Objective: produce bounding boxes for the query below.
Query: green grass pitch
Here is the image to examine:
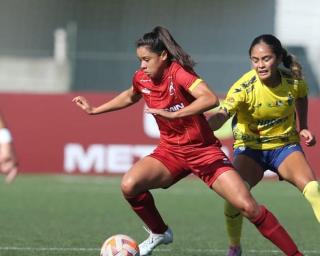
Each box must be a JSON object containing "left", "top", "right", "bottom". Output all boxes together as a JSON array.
[{"left": 0, "top": 174, "right": 319, "bottom": 255}]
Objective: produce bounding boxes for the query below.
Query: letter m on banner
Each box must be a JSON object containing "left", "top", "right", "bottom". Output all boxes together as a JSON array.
[{"left": 64, "top": 143, "right": 105, "bottom": 173}]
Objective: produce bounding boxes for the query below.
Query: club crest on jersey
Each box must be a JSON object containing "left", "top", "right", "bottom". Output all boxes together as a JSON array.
[{"left": 168, "top": 77, "right": 175, "bottom": 96}]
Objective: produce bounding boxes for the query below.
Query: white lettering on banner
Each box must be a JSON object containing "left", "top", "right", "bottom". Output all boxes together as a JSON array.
[
  {"left": 64, "top": 143, "right": 105, "bottom": 173},
  {"left": 64, "top": 143, "right": 156, "bottom": 174},
  {"left": 105, "top": 145, "right": 132, "bottom": 173},
  {"left": 64, "top": 143, "right": 233, "bottom": 174}
]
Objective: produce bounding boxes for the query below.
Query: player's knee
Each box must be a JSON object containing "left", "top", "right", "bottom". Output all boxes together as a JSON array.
[
  {"left": 238, "top": 198, "right": 259, "bottom": 220},
  {"left": 224, "top": 200, "right": 240, "bottom": 217},
  {"left": 121, "top": 175, "right": 139, "bottom": 197}
]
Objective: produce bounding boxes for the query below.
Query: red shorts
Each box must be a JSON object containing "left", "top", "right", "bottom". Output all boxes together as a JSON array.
[{"left": 150, "top": 143, "right": 234, "bottom": 187}]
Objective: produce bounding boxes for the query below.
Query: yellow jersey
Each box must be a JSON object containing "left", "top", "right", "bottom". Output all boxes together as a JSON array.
[{"left": 221, "top": 69, "right": 308, "bottom": 150}]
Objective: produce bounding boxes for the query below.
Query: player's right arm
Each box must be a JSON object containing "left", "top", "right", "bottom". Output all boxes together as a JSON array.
[
  {"left": 207, "top": 108, "right": 229, "bottom": 131},
  {"left": 207, "top": 84, "right": 242, "bottom": 131},
  {"left": 72, "top": 86, "right": 142, "bottom": 115}
]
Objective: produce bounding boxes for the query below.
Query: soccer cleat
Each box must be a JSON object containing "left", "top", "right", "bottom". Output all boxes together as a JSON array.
[
  {"left": 227, "top": 245, "right": 242, "bottom": 256},
  {"left": 138, "top": 226, "right": 173, "bottom": 256}
]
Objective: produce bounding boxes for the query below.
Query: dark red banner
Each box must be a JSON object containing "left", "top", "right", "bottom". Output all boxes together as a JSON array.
[{"left": 0, "top": 93, "right": 319, "bottom": 178}]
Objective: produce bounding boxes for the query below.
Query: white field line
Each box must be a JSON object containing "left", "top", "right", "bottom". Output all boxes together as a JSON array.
[{"left": 0, "top": 247, "right": 319, "bottom": 255}]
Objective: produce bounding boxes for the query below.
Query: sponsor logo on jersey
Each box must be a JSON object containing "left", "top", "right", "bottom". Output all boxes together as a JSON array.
[
  {"left": 139, "top": 79, "right": 151, "bottom": 83},
  {"left": 267, "top": 93, "right": 294, "bottom": 107},
  {"left": 165, "top": 102, "right": 185, "bottom": 112},
  {"left": 256, "top": 117, "right": 287, "bottom": 128}
]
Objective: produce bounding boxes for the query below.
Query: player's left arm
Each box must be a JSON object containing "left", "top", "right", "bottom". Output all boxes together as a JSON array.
[
  {"left": 296, "top": 96, "right": 316, "bottom": 147},
  {"left": 145, "top": 80, "right": 219, "bottom": 119}
]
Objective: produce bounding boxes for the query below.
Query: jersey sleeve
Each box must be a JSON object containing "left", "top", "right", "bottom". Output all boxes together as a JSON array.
[
  {"left": 175, "top": 67, "right": 202, "bottom": 92},
  {"left": 131, "top": 71, "right": 141, "bottom": 95},
  {"left": 220, "top": 81, "right": 246, "bottom": 117},
  {"left": 296, "top": 79, "right": 308, "bottom": 98}
]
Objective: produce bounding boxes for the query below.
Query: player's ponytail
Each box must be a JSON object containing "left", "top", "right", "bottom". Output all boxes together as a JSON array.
[
  {"left": 136, "top": 26, "right": 195, "bottom": 72},
  {"left": 282, "top": 48, "right": 303, "bottom": 80},
  {"left": 249, "top": 34, "right": 303, "bottom": 80}
]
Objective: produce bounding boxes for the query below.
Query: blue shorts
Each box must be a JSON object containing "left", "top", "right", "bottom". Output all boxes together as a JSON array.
[{"left": 233, "top": 143, "right": 303, "bottom": 175}]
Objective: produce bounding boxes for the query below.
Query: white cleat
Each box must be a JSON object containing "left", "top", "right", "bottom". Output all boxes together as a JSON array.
[{"left": 139, "top": 226, "right": 173, "bottom": 256}]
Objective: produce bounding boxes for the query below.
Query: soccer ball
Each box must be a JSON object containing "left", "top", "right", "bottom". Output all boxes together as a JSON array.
[{"left": 100, "top": 234, "right": 140, "bottom": 256}]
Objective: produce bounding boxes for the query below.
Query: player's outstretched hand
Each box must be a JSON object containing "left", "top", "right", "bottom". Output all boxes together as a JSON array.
[
  {"left": 299, "top": 129, "right": 316, "bottom": 147},
  {"left": 72, "top": 96, "right": 94, "bottom": 114}
]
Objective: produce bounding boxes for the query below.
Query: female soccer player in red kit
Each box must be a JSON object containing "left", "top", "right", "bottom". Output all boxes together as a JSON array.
[{"left": 73, "top": 27, "right": 303, "bottom": 256}]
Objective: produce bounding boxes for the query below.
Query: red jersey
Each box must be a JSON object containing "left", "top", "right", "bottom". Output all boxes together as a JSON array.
[{"left": 132, "top": 62, "right": 220, "bottom": 147}]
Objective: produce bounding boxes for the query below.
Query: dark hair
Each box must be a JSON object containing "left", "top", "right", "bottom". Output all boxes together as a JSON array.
[
  {"left": 249, "top": 34, "right": 302, "bottom": 79},
  {"left": 136, "top": 26, "right": 195, "bottom": 72}
]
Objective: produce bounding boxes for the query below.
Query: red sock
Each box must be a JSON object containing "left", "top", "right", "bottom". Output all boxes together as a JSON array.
[
  {"left": 125, "top": 191, "right": 168, "bottom": 234},
  {"left": 251, "top": 205, "right": 303, "bottom": 256}
]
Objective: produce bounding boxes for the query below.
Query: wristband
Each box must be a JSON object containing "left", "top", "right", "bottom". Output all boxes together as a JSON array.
[{"left": 0, "top": 128, "right": 12, "bottom": 144}]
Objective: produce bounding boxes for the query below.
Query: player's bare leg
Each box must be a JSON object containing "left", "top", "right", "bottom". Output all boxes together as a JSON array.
[
  {"left": 121, "top": 156, "right": 174, "bottom": 255},
  {"left": 224, "top": 155, "right": 264, "bottom": 255}
]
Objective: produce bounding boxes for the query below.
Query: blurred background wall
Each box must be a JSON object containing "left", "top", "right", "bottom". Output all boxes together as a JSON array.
[
  {"left": 0, "top": 0, "right": 319, "bottom": 175},
  {"left": 1, "top": 0, "right": 319, "bottom": 94}
]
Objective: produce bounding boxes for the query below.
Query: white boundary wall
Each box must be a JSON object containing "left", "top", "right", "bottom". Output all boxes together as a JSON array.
[{"left": 275, "top": 0, "right": 320, "bottom": 87}]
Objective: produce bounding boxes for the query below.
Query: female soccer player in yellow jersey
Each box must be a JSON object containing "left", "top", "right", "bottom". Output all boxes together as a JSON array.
[{"left": 208, "top": 34, "right": 318, "bottom": 256}]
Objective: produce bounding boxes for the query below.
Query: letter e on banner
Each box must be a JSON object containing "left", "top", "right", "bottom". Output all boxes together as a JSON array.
[{"left": 106, "top": 145, "right": 156, "bottom": 173}]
